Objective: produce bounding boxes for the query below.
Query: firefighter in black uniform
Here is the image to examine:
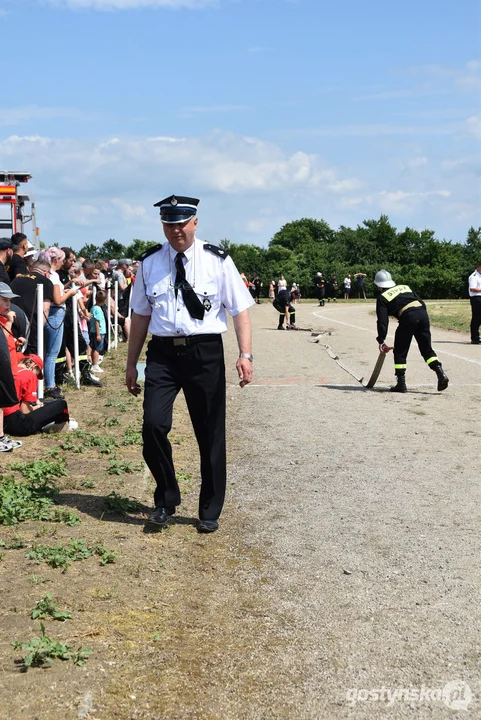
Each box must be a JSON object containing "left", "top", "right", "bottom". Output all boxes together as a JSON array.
[
  {"left": 315, "top": 272, "right": 326, "bottom": 306},
  {"left": 374, "top": 269, "right": 449, "bottom": 393},
  {"left": 274, "top": 288, "right": 296, "bottom": 329}
]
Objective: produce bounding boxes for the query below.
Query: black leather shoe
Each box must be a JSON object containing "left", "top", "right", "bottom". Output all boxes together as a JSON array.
[
  {"left": 166, "top": 506, "right": 176, "bottom": 516},
  {"left": 197, "top": 519, "right": 219, "bottom": 533},
  {"left": 471, "top": 340, "right": 480, "bottom": 345},
  {"left": 146, "top": 507, "right": 169, "bottom": 528}
]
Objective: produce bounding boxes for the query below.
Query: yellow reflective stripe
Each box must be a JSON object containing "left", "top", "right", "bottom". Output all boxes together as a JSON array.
[
  {"left": 381, "top": 285, "right": 411, "bottom": 301},
  {"left": 426, "top": 356, "right": 438, "bottom": 365},
  {"left": 394, "top": 363, "right": 407, "bottom": 369}
]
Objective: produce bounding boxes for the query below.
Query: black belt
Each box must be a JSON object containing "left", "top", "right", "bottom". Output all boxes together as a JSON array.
[{"left": 151, "top": 334, "right": 220, "bottom": 347}]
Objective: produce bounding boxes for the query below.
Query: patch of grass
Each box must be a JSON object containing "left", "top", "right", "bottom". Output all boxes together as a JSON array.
[
  {"left": 8, "top": 458, "right": 67, "bottom": 484},
  {"left": 104, "top": 417, "right": 121, "bottom": 427},
  {"left": 106, "top": 459, "right": 142, "bottom": 475},
  {"left": 103, "top": 492, "right": 142, "bottom": 516},
  {"left": 121, "top": 425, "right": 143, "bottom": 445},
  {"left": 0, "top": 475, "right": 79, "bottom": 526},
  {"left": 58, "top": 436, "right": 85, "bottom": 453},
  {"left": 12, "top": 622, "right": 91, "bottom": 669},
  {"left": 105, "top": 399, "right": 127, "bottom": 411},
  {"left": 74, "top": 432, "right": 118, "bottom": 454},
  {"left": 30, "top": 594, "right": 72, "bottom": 621},
  {"left": 0, "top": 535, "right": 25, "bottom": 549},
  {"left": 426, "top": 301, "right": 471, "bottom": 333},
  {"left": 28, "top": 575, "right": 49, "bottom": 585},
  {"left": 80, "top": 479, "right": 96, "bottom": 489},
  {"left": 26, "top": 539, "right": 117, "bottom": 571}
]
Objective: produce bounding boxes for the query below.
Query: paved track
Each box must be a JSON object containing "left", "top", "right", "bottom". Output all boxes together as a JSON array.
[{"left": 223, "top": 300, "right": 480, "bottom": 718}]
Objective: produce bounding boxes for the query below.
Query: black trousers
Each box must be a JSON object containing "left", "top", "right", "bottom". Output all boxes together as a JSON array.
[
  {"left": 470, "top": 297, "right": 481, "bottom": 342},
  {"left": 394, "top": 308, "right": 437, "bottom": 369},
  {"left": 142, "top": 335, "right": 226, "bottom": 521},
  {"left": 4, "top": 400, "right": 69, "bottom": 436}
]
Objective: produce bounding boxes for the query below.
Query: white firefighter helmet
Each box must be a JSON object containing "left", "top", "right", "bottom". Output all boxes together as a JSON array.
[{"left": 374, "top": 269, "right": 396, "bottom": 288}]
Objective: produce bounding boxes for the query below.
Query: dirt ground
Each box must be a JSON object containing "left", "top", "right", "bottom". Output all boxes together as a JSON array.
[{"left": 0, "top": 300, "right": 480, "bottom": 719}]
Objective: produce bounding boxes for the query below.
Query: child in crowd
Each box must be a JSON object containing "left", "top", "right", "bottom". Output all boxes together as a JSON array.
[{"left": 89, "top": 290, "right": 107, "bottom": 373}]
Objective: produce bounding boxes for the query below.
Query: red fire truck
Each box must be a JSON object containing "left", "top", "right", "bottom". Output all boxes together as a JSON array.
[{"left": 0, "top": 172, "right": 38, "bottom": 249}]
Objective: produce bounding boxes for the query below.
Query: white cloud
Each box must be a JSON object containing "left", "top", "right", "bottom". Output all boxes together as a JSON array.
[
  {"left": 0, "top": 128, "right": 476, "bottom": 247},
  {"left": 465, "top": 116, "right": 481, "bottom": 139},
  {"left": 45, "top": 0, "right": 217, "bottom": 8}
]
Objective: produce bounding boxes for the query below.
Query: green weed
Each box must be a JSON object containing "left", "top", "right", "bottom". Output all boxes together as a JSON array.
[
  {"left": 80, "top": 479, "right": 96, "bottom": 489},
  {"left": 8, "top": 458, "right": 67, "bottom": 484},
  {"left": 121, "top": 425, "right": 143, "bottom": 445},
  {"left": 30, "top": 594, "right": 72, "bottom": 621},
  {"left": 0, "top": 536, "right": 25, "bottom": 549},
  {"left": 12, "top": 622, "right": 91, "bottom": 669},
  {"left": 28, "top": 575, "right": 49, "bottom": 585},
  {"left": 74, "top": 432, "right": 118, "bottom": 454},
  {"left": 106, "top": 459, "right": 142, "bottom": 475},
  {"left": 103, "top": 492, "right": 142, "bottom": 516},
  {"left": 104, "top": 417, "right": 121, "bottom": 427},
  {"left": 26, "top": 538, "right": 116, "bottom": 571}
]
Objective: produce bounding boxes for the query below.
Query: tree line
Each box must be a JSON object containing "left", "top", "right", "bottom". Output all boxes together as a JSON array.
[{"left": 78, "top": 216, "right": 481, "bottom": 299}]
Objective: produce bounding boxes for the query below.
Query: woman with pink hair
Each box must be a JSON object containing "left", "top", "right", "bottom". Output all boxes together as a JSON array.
[{"left": 37, "top": 247, "right": 78, "bottom": 399}]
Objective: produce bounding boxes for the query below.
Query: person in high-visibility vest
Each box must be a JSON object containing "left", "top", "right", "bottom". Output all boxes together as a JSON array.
[{"left": 374, "top": 269, "right": 449, "bottom": 393}]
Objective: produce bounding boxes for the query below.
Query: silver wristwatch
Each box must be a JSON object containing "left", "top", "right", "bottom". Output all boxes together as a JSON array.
[{"left": 239, "top": 353, "right": 254, "bottom": 362}]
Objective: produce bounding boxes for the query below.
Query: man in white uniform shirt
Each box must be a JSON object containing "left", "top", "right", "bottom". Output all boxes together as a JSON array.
[
  {"left": 126, "top": 195, "right": 254, "bottom": 533},
  {"left": 468, "top": 261, "right": 481, "bottom": 345}
]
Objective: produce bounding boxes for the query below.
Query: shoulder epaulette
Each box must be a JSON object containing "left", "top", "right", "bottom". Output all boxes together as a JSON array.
[
  {"left": 203, "top": 243, "right": 228, "bottom": 259},
  {"left": 138, "top": 244, "right": 162, "bottom": 262}
]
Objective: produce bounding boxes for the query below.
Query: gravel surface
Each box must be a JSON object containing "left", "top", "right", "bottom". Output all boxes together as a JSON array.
[{"left": 223, "top": 300, "right": 480, "bottom": 719}]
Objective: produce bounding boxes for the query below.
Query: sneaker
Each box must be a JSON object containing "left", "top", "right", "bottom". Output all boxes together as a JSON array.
[
  {"left": 0, "top": 435, "right": 23, "bottom": 450},
  {"left": 68, "top": 419, "right": 79, "bottom": 432},
  {"left": 90, "top": 365, "right": 104, "bottom": 373}
]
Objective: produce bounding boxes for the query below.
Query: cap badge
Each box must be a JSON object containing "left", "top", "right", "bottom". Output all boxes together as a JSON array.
[{"left": 170, "top": 196, "right": 178, "bottom": 206}]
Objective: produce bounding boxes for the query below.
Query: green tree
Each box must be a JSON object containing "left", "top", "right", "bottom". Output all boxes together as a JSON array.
[
  {"left": 78, "top": 243, "right": 102, "bottom": 260},
  {"left": 125, "top": 238, "right": 159, "bottom": 260},
  {"left": 100, "top": 239, "right": 126, "bottom": 259}
]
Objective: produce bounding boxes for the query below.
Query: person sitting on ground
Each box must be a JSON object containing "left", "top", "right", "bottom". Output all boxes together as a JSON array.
[
  {"left": 89, "top": 290, "right": 107, "bottom": 373},
  {"left": 3, "top": 353, "right": 77, "bottom": 435},
  {"left": 0, "top": 309, "right": 22, "bottom": 452}
]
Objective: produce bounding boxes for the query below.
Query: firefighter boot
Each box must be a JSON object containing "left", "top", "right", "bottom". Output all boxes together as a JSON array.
[
  {"left": 432, "top": 362, "right": 449, "bottom": 391},
  {"left": 80, "top": 362, "right": 104, "bottom": 387},
  {"left": 390, "top": 369, "right": 407, "bottom": 393}
]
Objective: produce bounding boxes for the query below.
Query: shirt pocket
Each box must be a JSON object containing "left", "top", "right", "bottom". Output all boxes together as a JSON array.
[
  {"left": 148, "top": 278, "right": 171, "bottom": 320},
  {"left": 195, "top": 281, "right": 218, "bottom": 315}
]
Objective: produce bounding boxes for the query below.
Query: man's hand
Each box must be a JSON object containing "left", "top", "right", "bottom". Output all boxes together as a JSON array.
[
  {"left": 236, "top": 357, "right": 253, "bottom": 388},
  {"left": 126, "top": 365, "right": 141, "bottom": 396},
  {"left": 379, "top": 343, "right": 393, "bottom": 354}
]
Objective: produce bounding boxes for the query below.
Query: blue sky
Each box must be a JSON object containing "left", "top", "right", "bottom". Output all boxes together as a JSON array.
[{"left": 1, "top": 0, "right": 479, "bottom": 252}]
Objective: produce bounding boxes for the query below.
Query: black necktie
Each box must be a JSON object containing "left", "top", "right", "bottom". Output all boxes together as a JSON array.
[{"left": 174, "top": 252, "right": 205, "bottom": 321}]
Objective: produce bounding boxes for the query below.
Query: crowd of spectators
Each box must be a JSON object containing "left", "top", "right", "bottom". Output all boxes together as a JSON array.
[{"left": 0, "top": 233, "right": 137, "bottom": 451}]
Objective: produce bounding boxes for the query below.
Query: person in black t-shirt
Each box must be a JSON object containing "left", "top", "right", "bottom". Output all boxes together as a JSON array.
[
  {"left": 0, "top": 238, "right": 13, "bottom": 286},
  {"left": 8, "top": 233, "right": 29, "bottom": 281},
  {"left": 11, "top": 259, "right": 54, "bottom": 355}
]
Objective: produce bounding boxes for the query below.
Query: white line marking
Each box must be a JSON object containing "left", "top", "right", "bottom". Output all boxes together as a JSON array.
[{"left": 312, "top": 311, "right": 481, "bottom": 367}]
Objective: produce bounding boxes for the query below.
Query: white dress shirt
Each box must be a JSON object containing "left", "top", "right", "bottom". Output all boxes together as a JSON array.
[
  {"left": 130, "top": 237, "right": 254, "bottom": 336},
  {"left": 468, "top": 269, "right": 481, "bottom": 297}
]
